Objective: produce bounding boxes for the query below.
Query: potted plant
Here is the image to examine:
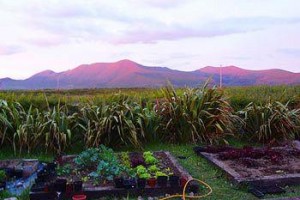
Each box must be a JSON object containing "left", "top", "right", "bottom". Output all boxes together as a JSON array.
[
  {"left": 156, "top": 171, "right": 168, "bottom": 188},
  {"left": 114, "top": 171, "right": 128, "bottom": 188},
  {"left": 44, "top": 182, "right": 55, "bottom": 192},
  {"left": 137, "top": 172, "right": 150, "bottom": 189},
  {"left": 137, "top": 178, "right": 146, "bottom": 189},
  {"left": 114, "top": 176, "right": 124, "bottom": 188},
  {"left": 169, "top": 175, "right": 180, "bottom": 187},
  {"left": 0, "top": 170, "right": 6, "bottom": 190},
  {"left": 73, "top": 180, "right": 83, "bottom": 192},
  {"left": 123, "top": 177, "right": 136, "bottom": 189},
  {"left": 54, "top": 178, "right": 67, "bottom": 192},
  {"left": 72, "top": 194, "right": 87, "bottom": 200},
  {"left": 66, "top": 179, "right": 74, "bottom": 194},
  {"left": 143, "top": 152, "right": 158, "bottom": 165},
  {"left": 148, "top": 165, "right": 158, "bottom": 173},
  {"left": 147, "top": 177, "right": 157, "bottom": 188}
]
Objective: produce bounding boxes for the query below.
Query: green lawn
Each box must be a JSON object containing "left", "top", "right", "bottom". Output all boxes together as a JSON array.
[{"left": 1, "top": 143, "right": 300, "bottom": 200}]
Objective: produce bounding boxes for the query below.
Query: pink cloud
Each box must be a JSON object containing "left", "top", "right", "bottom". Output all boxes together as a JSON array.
[{"left": 0, "top": 45, "right": 23, "bottom": 55}]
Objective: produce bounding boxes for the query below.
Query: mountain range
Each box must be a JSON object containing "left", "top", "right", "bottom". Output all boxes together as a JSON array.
[{"left": 1, "top": 59, "right": 299, "bottom": 89}]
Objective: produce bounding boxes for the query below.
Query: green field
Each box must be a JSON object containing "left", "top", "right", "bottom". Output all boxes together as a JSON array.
[
  {"left": 0, "top": 84, "right": 300, "bottom": 199},
  {"left": 1, "top": 85, "right": 299, "bottom": 110}
]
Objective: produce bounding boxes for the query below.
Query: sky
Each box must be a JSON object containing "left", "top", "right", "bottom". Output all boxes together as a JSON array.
[{"left": 0, "top": 0, "right": 300, "bottom": 79}]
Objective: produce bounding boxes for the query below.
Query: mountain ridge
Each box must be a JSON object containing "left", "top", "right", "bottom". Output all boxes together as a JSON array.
[{"left": 0, "top": 60, "right": 299, "bottom": 89}]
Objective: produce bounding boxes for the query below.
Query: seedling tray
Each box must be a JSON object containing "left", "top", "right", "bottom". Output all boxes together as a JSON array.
[
  {"left": 83, "top": 152, "right": 191, "bottom": 197},
  {"left": 30, "top": 151, "right": 192, "bottom": 199}
]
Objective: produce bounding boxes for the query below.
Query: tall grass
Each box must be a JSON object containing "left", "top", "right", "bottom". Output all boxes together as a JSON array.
[
  {"left": 0, "top": 84, "right": 299, "bottom": 154},
  {"left": 239, "top": 101, "right": 300, "bottom": 143},
  {"left": 2, "top": 85, "right": 298, "bottom": 111},
  {"left": 158, "top": 82, "right": 240, "bottom": 144}
]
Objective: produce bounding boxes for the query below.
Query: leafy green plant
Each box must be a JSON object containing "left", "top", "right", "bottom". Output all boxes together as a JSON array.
[
  {"left": 143, "top": 152, "right": 158, "bottom": 165},
  {"left": 239, "top": 101, "right": 300, "bottom": 143},
  {"left": 56, "top": 164, "right": 72, "bottom": 176},
  {"left": 143, "top": 151, "right": 153, "bottom": 157},
  {"left": 148, "top": 165, "right": 158, "bottom": 173},
  {"left": 74, "top": 147, "right": 102, "bottom": 168},
  {"left": 139, "top": 172, "right": 151, "bottom": 179},
  {"left": 136, "top": 165, "right": 147, "bottom": 175},
  {"left": 135, "top": 165, "right": 151, "bottom": 179},
  {"left": 155, "top": 171, "right": 167, "bottom": 177},
  {"left": 119, "top": 152, "right": 131, "bottom": 168}
]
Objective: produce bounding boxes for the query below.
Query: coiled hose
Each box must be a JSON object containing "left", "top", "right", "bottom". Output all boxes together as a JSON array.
[{"left": 159, "top": 178, "right": 213, "bottom": 200}]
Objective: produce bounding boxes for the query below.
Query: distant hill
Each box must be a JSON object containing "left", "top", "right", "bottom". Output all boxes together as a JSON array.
[
  {"left": 0, "top": 60, "right": 299, "bottom": 89},
  {"left": 195, "top": 66, "right": 300, "bottom": 86}
]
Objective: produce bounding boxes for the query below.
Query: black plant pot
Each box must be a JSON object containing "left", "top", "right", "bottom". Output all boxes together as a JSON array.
[
  {"left": 137, "top": 178, "right": 146, "bottom": 189},
  {"left": 0, "top": 181, "right": 6, "bottom": 190},
  {"left": 157, "top": 176, "right": 168, "bottom": 188},
  {"left": 47, "top": 182, "right": 55, "bottom": 192},
  {"left": 114, "top": 177, "right": 124, "bottom": 188},
  {"left": 54, "top": 179, "right": 67, "bottom": 192},
  {"left": 123, "top": 178, "right": 136, "bottom": 189},
  {"left": 169, "top": 175, "right": 180, "bottom": 187},
  {"left": 66, "top": 182, "right": 74, "bottom": 193},
  {"left": 74, "top": 180, "right": 83, "bottom": 192}
]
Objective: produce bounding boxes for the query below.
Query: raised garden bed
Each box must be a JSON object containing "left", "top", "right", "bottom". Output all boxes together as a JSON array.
[
  {"left": 194, "top": 141, "right": 300, "bottom": 187},
  {"left": 0, "top": 159, "right": 41, "bottom": 196},
  {"left": 30, "top": 146, "right": 193, "bottom": 199}
]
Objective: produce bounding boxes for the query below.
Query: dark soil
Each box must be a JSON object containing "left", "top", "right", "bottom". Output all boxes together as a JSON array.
[{"left": 194, "top": 142, "right": 300, "bottom": 179}]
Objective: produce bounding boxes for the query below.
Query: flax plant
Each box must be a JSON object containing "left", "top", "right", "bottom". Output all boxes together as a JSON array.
[
  {"left": 239, "top": 101, "right": 300, "bottom": 143},
  {"left": 159, "top": 82, "right": 241, "bottom": 144}
]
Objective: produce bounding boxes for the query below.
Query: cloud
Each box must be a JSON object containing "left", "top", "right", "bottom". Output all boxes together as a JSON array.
[
  {"left": 278, "top": 48, "right": 300, "bottom": 57},
  {"left": 113, "top": 17, "right": 300, "bottom": 44},
  {"left": 134, "top": 0, "right": 188, "bottom": 9},
  {"left": 0, "top": 45, "right": 23, "bottom": 55},
  {"left": 25, "top": 36, "right": 67, "bottom": 47},
  {"left": 2, "top": 1, "right": 300, "bottom": 47}
]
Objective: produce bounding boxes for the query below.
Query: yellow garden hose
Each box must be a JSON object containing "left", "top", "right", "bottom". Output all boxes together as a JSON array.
[{"left": 159, "top": 178, "right": 213, "bottom": 200}]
